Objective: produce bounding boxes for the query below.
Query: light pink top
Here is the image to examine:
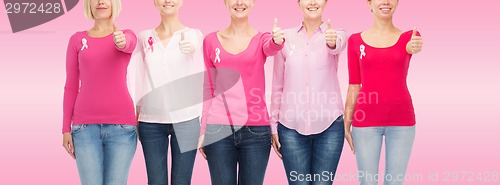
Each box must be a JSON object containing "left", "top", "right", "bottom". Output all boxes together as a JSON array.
[
  {"left": 270, "top": 23, "right": 347, "bottom": 135},
  {"left": 62, "top": 30, "right": 138, "bottom": 133}
]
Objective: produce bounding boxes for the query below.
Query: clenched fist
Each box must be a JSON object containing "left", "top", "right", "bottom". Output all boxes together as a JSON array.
[
  {"left": 272, "top": 18, "right": 284, "bottom": 45},
  {"left": 113, "top": 25, "right": 126, "bottom": 49},
  {"left": 407, "top": 27, "right": 423, "bottom": 54},
  {"left": 325, "top": 19, "right": 337, "bottom": 48}
]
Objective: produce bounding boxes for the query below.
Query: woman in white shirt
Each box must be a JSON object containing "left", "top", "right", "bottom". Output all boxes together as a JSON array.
[{"left": 130, "top": 0, "right": 204, "bottom": 184}]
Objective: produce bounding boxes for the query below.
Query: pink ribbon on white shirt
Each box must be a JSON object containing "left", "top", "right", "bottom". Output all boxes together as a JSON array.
[{"left": 148, "top": 37, "right": 154, "bottom": 52}]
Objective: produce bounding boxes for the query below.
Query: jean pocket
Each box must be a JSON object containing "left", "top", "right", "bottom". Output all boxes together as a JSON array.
[
  {"left": 117, "top": 124, "right": 137, "bottom": 131},
  {"left": 334, "top": 115, "right": 344, "bottom": 125},
  {"left": 205, "top": 124, "right": 223, "bottom": 135},
  {"left": 246, "top": 126, "right": 270, "bottom": 136},
  {"left": 71, "top": 124, "right": 85, "bottom": 134}
]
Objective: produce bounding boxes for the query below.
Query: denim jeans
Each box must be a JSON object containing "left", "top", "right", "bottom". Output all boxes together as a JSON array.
[
  {"left": 72, "top": 124, "right": 137, "bottom": 185},
  {"left": 138, "top": 117, "right": 200, "bottom": 185},
  {"left": 352, "top": 126, "right": 416, "bottom": 185},
  {"left": 278, "top": 116, "right": 345, "bottom": 185},
  {"left": 203, "top": 125, "right": 272, "bottom": 185}
]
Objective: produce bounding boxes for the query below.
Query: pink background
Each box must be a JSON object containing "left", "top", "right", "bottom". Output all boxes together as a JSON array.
[{"left": 1, "top": 0, "right": 499, "bottom": 184}]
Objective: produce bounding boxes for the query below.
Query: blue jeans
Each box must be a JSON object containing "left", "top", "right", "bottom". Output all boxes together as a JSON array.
[
  {"left": 352, "top": 126, "right": 416, "bottom": 185},
  {"left": 203, "top": 125, "right": 271, "bottom": 185},
  {"left": 138, "top": 118, "right": 200, "bottom": 185},
  {"left": 278, "top": 116, "right": 345, "bottom": 185},
  {"left": 72, "top": 124, "right": 137, "bottom": 185}
]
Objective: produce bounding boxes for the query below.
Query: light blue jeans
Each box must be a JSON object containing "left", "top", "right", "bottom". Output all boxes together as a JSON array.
[
  {"left": 72, "top": 124, "right": 137, "bottom": 185},
  {"left": 352, "top": 126, "right": 415, "bottom": 185}
]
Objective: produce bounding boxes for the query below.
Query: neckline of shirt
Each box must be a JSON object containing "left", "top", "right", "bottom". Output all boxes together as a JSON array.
[
  {"left": 84, "top": 30, "right": 114, "bottom": 39},
  {"left": 296, "top": 22, "right": 328, "bottom": 34},
  {"left": 359, "top": 30, "right": 409, "bottom": 49},
  {"left": 150, "top": 27, "right": 190, "bottom": 50},
  {"left": 214, "top": 31, "right": 262, "bottom": 56},
  {"left": 152, "top": 27, "right": 190, "bottom": 37}
]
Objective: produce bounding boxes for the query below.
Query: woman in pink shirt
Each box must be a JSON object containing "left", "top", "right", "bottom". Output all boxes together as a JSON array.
[
  {"left": 270, "top": 0, "right": 347, "bottom": 184},
  {"left": 196, "top": 0, "right": 284, "bottom": 184},
  {"left": 61, "top": 0, "right": 137, "bottom": 184},
  {"left": 345, "top": 0, "right": 423, "bottom": 184}
]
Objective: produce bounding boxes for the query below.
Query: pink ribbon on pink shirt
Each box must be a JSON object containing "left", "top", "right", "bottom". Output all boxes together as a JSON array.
[
  {"left": 81, "top": 38, "right": 88, "bottom": 50},
  {"left": 148, "top": 37, "right": 154, "bottom": 52},
  {"left": 214, "top": 48, "right": 221, "bottom": 63}
]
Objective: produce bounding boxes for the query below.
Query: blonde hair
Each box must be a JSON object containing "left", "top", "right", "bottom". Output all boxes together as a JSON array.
[{"left": 84, "top": 0, "right": 122, "bottom": 20}]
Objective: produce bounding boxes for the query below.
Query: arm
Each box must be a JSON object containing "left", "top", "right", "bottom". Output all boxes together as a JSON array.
[
  {"left": 270, "top": 49, "right": 286, "bottom": 159},
  {"left": 344, "top": 36, "right": 362, "bottom": 154},
  {"left": 270, "top": 50, "right": 286, "bottom": 134},
  {"left": 62, "top": 34, "right": 79, "bottom": 159},
  {"left": 262, "top": 32, "right": 285, "bottom": 57},
  {"left": 62, "top": 34, "right": 80, "bottom": 133},
  {"left": 200, "top": 38, "right": 216, "bottom": 135},
  {"left": 344, "top": 84, "right": 360, "bottom": 154},
  {"left": 344, "top": 85, "right": 360, "bottom": 132},
  {"left": 116, "top": 29, "right": 138, "bottom": 54},
  {"left": 129, "top": 34, "right": 145, "bottom": 121},
  {"left": 406, "top": 29, "right": 422, "bottom": 55},
  {"left": 179, "top": 29, "right": 201, "bottom": 55},
  {"left": 327, "top": 30, "right": 348, "bottom": 55},
  {"left": 198, "top": 37, "right": 216, "bottom": 160}
]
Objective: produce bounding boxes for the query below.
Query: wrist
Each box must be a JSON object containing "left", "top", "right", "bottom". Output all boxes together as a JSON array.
[
  {"left": 273, "top": 38, "right": 282, "bottom": 45},
  {"left": 327, "top": 43, "right": 337, "bottom": 49}
]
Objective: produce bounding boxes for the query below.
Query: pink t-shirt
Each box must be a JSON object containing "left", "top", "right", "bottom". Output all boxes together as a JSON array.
[
  {"left": 348, "top": 30, "right": 420, "bottom": 127},
  {"left": 201, "top": 32, "right": 284, "bottom": 134},
  {"left": 62, "top": 30, "right": 138, "bottom": 133}
]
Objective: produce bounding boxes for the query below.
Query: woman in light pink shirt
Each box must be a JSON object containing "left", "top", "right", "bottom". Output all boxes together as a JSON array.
[
  {"left": 196, "top": 0, "right": 284, "bottom": 184},
  {"left": 270, "top": 0, "right": 347, "bottom": 184}
]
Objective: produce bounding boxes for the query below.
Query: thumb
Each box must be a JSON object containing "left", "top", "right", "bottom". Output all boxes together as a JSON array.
[
  {"left": 181, "top": 31, "right": 185, "bottom": 41},
  {"left": 274, "top": 18, "right": 278, "bottom": 29},
  {"left": 412, "top": 27, "right": 417, "bottom": 37},
  {"left": 327, "top": 19, "right": 332, "bottom": 29}
]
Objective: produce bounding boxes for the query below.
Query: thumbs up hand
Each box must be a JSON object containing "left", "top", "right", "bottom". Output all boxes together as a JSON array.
[
  {"left": 324, "top": 19, "right": 337, "bottom": 49},
  {"left": 179, "top": 31, "right": 195, "bottom": 55},
  {"left": 113, "top": 24, "right": 126, "bottom": 49},
  {"left": 272, "top": 18, "right": 285, "bottom": 45},
  {"left": 407, "top": 27, "right": 423, "bottom": 54}
]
